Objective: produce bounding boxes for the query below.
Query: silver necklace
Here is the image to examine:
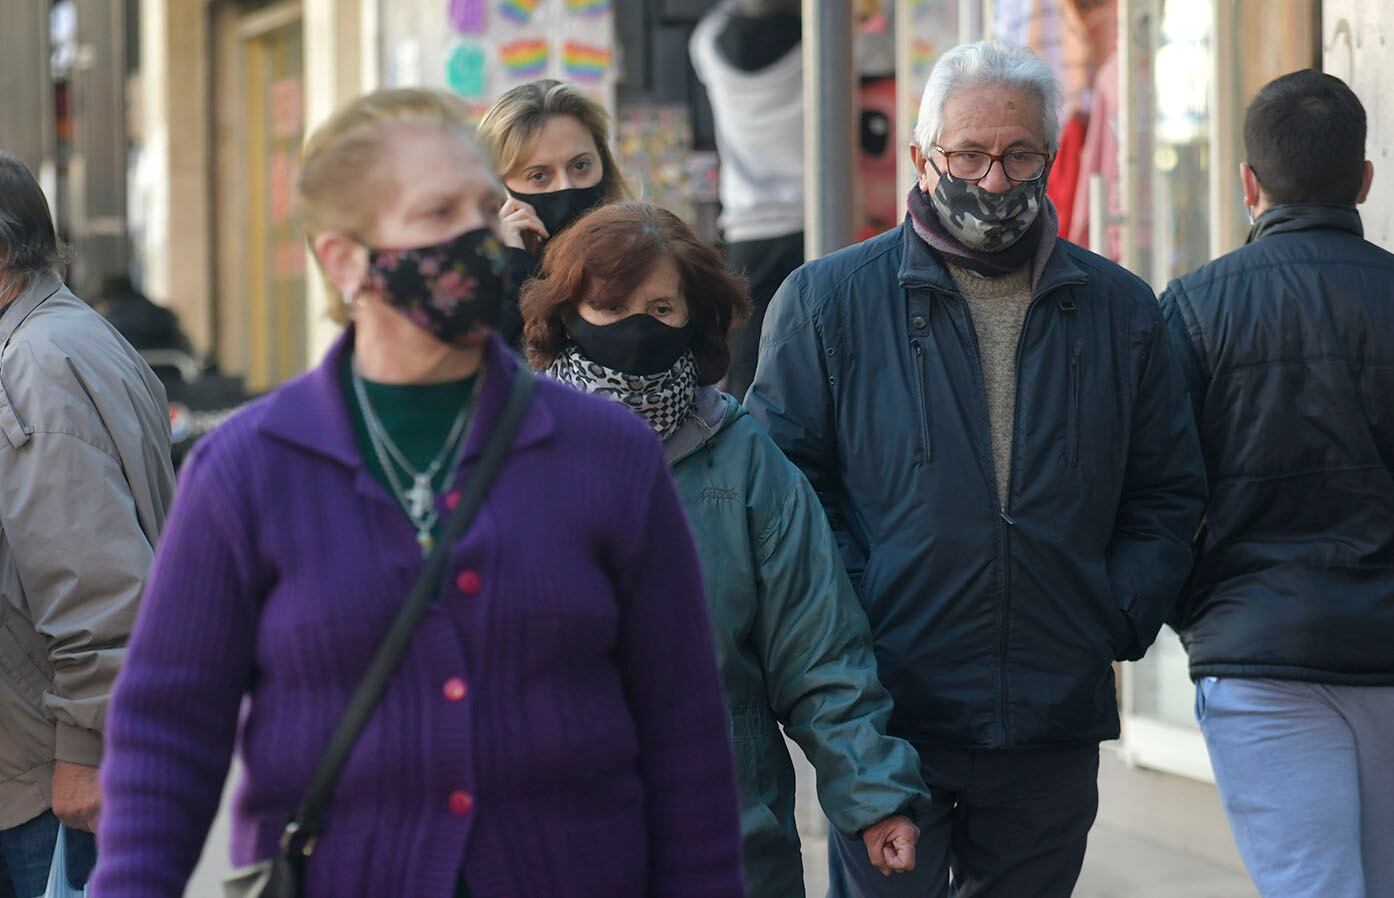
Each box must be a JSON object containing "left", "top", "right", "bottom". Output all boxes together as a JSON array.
[{"left": 351, "top": 365, "right": 484, "bottom": 554}]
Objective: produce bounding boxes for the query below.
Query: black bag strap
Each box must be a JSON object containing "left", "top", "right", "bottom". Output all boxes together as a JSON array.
[{"left": 280, "top": 366, "right": 536, "bottom": 858}]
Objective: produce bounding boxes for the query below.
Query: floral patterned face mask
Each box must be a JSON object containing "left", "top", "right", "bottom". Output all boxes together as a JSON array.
[{"left": 360, "top": 227, "right": 510, "bottom": 347}]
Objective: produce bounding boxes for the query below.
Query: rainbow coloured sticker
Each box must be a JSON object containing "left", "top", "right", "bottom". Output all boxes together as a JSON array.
[
  {"left": 564, "top": 0, "right": 611, "bottom": 15},
  {"left": 500, "top": 39, "right": 550, "bottom": 78},
  {"left": 910, "top": 39, "right": 937, "bottom": 69},
  {"left": 561, "top": 41, "right": 612, "bottom": 82},
  {"left": 499, "top": 0, "right": 540, "bottom": 25}
]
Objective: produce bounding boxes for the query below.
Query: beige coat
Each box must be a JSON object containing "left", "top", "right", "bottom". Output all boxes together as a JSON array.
[{"left": 0, "top": 271, "right": 173, "bottom": 829}]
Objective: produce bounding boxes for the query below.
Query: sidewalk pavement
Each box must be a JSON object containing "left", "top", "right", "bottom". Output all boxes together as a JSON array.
[
  {"left": 797, "top": 823, "right": 1259, "bottom": 898},
  {"left": 792, "top": 741, "right": 1258, "bottom": 898},
  {"left": 183, "top": 751, "right": 1260, "bottom": 898}
]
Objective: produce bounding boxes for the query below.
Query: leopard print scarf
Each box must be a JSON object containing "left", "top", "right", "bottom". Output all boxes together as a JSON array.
[{"left": 547, "top": 344, "right": 698, "bottom": 441}]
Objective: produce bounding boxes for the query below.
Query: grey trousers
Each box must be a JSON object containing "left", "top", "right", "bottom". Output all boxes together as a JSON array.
[{"left": 1197, "top": 677, "right": 1394, "bottom": 898}]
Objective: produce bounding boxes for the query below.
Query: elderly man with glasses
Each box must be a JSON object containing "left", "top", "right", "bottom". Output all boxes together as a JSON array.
[{"left": 746, "top": 41, "right": 1206, "bottom": 898}]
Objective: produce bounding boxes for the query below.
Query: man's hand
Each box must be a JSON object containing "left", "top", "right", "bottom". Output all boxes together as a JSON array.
[
  {"left": 52, "top": 761, "right": 101, "bottom": 833},
  {"left": 862, "top": 814, "right": 919, "bottom": 876}
]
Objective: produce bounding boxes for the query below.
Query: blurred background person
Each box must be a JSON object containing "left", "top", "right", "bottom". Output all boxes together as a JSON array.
[
  {"left": 90, "top": 89, "right": 743, "bottom": 898},
  {"left": 95, "top": 276, "right": 252, "bottom": 469},
  {"left": 690, "top": 0, "right": 805, "bottom": 401},
  {"left": 0, "top": 152, "right": 172, "bottom": 898},
  {"left": 476, "top": 79, "right": 632, "bottom": 348},
  {"left": 524, "top": 201, "right": 929, "bottom": 898}
]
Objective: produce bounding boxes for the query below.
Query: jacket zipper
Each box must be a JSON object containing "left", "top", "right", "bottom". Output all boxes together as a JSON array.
[
  {"left": 912, "top": 341, "right": 933, "bottom": 463},
  {"left": 997, "top": 506, "right": 1015, "bottom": 744},
  {"left": 943, "top": 278, "right": 1083, "bottom": 748},
  {"left": 1062, "top": 297, "right": 1080, "bottom": 468},
  {"left": 997, "top": 290, "right": 1077, "bottom": 747},
  {"left": 1068, "top": 345, "right": 1081, "bottom": 467},
  {"left": 947, "top": 290, "right": 1016, "bottom": 745}
]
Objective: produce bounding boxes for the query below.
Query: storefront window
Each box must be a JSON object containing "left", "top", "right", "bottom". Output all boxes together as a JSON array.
[
  {"left": 241, "top": 19, "right": 306, "bottom": 391},
  {"left": 1120, "top": 0, "right": 1214, "bottom": 740},
  {"left": 1121, "top": 0, "right": 1320, "bottom": 776},
  {"left": 1129, "top": 0, "right": 1213, "bottom": 289},
  {"left": 1155, "top": 0, "right": 1213, "bottom": 276}
]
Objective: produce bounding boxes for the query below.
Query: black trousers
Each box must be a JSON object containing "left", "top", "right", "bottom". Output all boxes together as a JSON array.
[
  {"left": 722, "top": 231, "right": 805, "bottom": 402},
  {"left": 828, "top": 744, "right": 1100, "bottom": 898}
]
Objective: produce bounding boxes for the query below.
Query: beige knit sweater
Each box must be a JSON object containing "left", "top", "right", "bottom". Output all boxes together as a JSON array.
[{"left": 947, "top": 263, "right": 1034, "bottom": 503}]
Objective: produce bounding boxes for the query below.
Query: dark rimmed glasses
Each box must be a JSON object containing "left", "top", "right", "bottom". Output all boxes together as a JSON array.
[{"left": 932, "top": 146, "right": 1050, "bottom": 183}]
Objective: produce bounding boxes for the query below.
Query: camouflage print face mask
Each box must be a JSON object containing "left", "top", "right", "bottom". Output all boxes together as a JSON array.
[{"left": 929, "top": 163, "right": 1047, "bottom": 254}]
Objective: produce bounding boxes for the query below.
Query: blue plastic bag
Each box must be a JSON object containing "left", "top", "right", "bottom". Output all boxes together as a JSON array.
[{"left": 44, "top": 826, "right": 86, "bottom": 898}]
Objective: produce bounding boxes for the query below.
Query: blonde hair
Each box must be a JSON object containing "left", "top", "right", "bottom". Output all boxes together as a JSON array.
[
  {"left": 297, "top": 87, "right": 488, "bottom": 324},
  {"left": 476, "top": 79, "right": 631, "bottom": 202}
]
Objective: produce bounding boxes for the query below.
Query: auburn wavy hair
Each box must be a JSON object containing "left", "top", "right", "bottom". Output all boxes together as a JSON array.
[{"left": 520, "top": 202, "right": 751, "bottom": 385}]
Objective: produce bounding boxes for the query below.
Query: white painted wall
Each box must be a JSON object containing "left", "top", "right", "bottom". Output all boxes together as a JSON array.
[{"left": 1325, "top": 0, "right": 1394, "bottom": 251}]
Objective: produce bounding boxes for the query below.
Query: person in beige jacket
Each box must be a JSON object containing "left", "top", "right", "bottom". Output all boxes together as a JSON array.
[{"left": 0, "top": 152, "right": 173, "bottom": 895}]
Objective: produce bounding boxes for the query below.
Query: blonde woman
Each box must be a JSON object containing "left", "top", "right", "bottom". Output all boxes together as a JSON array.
[
  {"left": 90, "top": 88, "right": 743, "bottom": 898},
  {"left": 476, "top": 79, "right": 631, "bottom": 344}
]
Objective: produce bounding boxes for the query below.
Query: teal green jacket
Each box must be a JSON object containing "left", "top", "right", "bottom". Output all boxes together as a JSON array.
[{"left": 666, "top": 389, "right": 929, "bottom": 898}]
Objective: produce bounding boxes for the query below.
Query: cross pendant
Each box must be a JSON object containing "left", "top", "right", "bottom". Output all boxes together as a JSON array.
[{"left": 406, "top": 475, "right": 435, "bottom": 522}]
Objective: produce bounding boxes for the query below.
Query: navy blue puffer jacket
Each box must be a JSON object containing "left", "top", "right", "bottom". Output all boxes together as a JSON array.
[
  {"left": 747, "top": 222, "right": 1206, "bottom": 748},
  {"left": 1161, "top": 204, "right": 1394, "bottom": 685}
]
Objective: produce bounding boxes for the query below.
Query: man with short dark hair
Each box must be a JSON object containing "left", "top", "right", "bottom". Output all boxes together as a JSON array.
[{"left": 1161, "top": 70, "right": 1394, "bottom": 898}]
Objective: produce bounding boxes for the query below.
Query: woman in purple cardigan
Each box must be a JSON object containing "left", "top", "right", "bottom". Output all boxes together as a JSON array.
[{"left": 90, "top": 88, "right": 744, "bottom": 898}]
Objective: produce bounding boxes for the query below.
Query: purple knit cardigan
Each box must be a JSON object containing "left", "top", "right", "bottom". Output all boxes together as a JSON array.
[{"left": 90, "top": 335, "right": 745, "bottom": 898}]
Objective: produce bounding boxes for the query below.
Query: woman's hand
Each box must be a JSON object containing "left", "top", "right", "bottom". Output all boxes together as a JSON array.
[
  {"left": 862, "top": 814, "right": 919, "bottom": 876},
  {"left": 499, "top": 197, "right": 549, "bottom": 252}
]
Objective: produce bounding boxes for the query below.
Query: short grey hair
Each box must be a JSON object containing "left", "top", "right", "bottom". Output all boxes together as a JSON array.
[{"left": 913, "top": 41, "right": 1062, "bottom": 153}]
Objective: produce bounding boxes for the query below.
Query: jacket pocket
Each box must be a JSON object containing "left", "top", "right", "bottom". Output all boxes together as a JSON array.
[
  {"left": 912, "top": 341, "right": 933, "bottom": 464},
  {"left": 1194, "top": 676, "right": 1221, "bottom": 725},
  {"left": 729, "top": 705, "right": 780, "bottom": 803},
  {"left": 1067, "top": 343, "right": 1081, "bottom": 467},
  {"left": 0, "top": 617, "right": 51, "bottom": 709}
]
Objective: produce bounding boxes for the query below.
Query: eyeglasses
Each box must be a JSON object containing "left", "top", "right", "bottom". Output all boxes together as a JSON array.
[{"left": 932, "top": 146, "right": 1050, "bottom": 183}]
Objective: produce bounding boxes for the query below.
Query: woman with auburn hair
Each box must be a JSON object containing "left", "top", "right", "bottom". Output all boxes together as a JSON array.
[
  {"left": 523, "top": 201, "right": 931, "bottom": 898},
  {"left": 90, "top": 90, "right": 743, "bottom": 898},
  {"left": 476, "top": 79, "right": 632, "bottom": 345}
]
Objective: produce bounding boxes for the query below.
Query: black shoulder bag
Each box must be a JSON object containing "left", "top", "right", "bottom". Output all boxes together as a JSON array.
[{"left": 224, "top": 368, "right": 535, "bottom": 898}]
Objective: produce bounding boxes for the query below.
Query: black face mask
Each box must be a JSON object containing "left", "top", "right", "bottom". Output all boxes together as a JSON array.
[
  {"left": 565, "top": 310, "right": 694, "bottom": 377},
  {"left": 509, "top": 183, "right": 607, "bottom": 241}
]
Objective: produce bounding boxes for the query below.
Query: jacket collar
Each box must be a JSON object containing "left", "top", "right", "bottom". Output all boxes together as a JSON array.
[
  {"left": 0, "top": 270, "right": 65, "bottom": 347},
  {"left": 257, "top": 329, "right": 554, "bottom": 469},
  {"left": 1248, "top": 203, "right": 1363, "bottom": 244},
  {"left": 896, "top": 218, "right": 1088, "bottom": 300},
  {"left": 665, "top": 386, "right": 735, "bottom": 466}
]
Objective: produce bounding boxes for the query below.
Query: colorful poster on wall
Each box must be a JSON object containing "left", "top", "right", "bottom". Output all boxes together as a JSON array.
[
  {"left": 380, "top": 0, "right": 617, "bottom": 137},
  {"left": 618, "top": 104, "right": 699, "bottom": 223}
]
